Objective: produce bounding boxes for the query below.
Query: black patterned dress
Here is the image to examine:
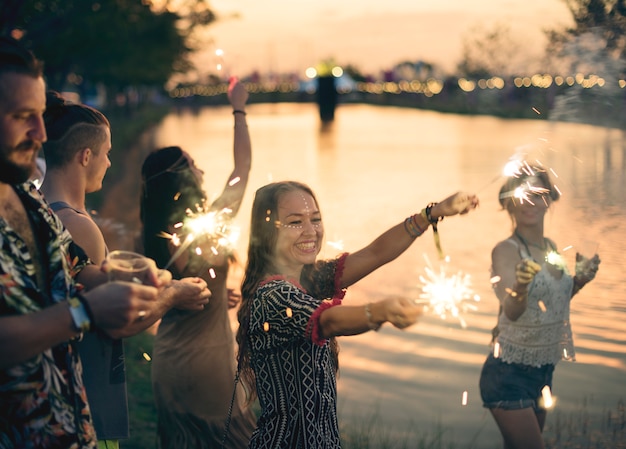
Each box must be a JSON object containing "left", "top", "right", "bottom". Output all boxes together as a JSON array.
[{"left": 247, "top": 256, "right": 347, "bottom": 449}]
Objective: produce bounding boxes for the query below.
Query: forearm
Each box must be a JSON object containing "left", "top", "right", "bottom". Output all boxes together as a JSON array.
[
  {"left": 499, "top": 284, "right": 528, "bottom": 321},
  {"left": 0, "top": 303, "right": 78, "bottom": 369},
  {"left": 319, "top": 303, "right": 384, "bottom": 338},
  {"left": 342, "top": 215, "right": 429, "bottom": 287},
  {"left": 233, "top": 111, "right": 251, "bottom": 174},
  {"left": 75, "top": 264, "right": 108, "bottom": 290}
]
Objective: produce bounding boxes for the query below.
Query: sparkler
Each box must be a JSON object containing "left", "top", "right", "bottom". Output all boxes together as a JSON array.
[
  {"left": 161, "top": 196, "right": 240, "bottom": 271},
  {"left": 414, "top": 255, "right": 480, "bottom": 328}
]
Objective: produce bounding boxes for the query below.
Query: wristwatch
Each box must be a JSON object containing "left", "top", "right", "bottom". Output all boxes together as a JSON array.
[{"left": 67, "top": 296, "right": 91, "bottom": 332}]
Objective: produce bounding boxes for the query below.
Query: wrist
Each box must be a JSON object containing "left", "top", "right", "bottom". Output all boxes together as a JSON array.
[
  {"left": 68, "top": 295, "right": 92, "bottom": 333},
  {"left": 507, "top": 286, "right": 528, "bottom": 302},
  {"left": 232, "top": 109, "right": 246, "bottom": 116},
  {"left": 573, "top": 275, "right": 586, "bottom": 289},
  {"left": 364, "top": 303, "right": 382, "bottom": 331},
  {"left": 422, "top": 202, "right": 443, "bottom": 224}
]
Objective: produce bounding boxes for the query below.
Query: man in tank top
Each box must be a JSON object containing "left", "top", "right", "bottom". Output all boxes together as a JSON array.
[{"left": 40, "top": 91, "right": 211, "bottom": 449}]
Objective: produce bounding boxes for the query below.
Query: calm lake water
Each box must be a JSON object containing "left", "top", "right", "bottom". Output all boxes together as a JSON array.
[{"left": 128, "top": 102, "right": 625, "bottom": 447}]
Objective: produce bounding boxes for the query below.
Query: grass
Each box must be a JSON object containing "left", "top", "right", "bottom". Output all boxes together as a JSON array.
[{"left": 122, "top": 331, "right": 625, "bottom": 449}]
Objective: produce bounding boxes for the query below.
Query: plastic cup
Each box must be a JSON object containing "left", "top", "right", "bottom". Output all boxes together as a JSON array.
[{"left": 106, "top": 250, "right": 152, "bottom": 285}]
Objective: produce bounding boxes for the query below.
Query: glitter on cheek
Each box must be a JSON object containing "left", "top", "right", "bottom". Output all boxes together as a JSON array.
[{"left": 299, "top": 192, "right": 310, "bottom": 213}]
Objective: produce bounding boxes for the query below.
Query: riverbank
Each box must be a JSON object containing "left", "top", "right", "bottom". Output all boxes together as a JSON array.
[{"left": 96, "top": 102, "right": 626, "bottom": 449}]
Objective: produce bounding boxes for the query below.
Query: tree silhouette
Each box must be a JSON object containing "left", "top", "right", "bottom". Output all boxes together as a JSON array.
[{"left": 1, "top": 0, "right": 216, "bottom": 96}]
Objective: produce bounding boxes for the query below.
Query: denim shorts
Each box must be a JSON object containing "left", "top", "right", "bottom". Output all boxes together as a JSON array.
[{"left": 479, "top": 353, "right": 555, "bottom": 412}]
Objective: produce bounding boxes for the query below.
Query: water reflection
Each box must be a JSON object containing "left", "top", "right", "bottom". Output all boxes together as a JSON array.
[{"left": 149, "top": 103, "right": 625, "bottom": 446}]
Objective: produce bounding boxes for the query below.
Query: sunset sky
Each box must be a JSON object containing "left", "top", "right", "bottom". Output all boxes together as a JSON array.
[{"left": 197, "top": 0, "right": 574, "bottom": 77}]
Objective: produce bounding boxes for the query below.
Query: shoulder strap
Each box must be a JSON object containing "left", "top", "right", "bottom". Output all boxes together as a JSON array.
[
  {"left": 504, "top": 237, "right": 530, "bottom": 259},
  {"left": 49, "top": 201, "right": 88, "bottom": 216}
]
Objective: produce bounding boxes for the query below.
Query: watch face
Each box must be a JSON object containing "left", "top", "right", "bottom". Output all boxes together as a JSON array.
[{"left": 68, "top": 298, "right": 91, "bottom": 332}]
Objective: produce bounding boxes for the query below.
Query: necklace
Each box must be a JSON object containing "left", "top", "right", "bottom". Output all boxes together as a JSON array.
[{"left": 514, "top": 230, "right": 547, "bottom": 253}]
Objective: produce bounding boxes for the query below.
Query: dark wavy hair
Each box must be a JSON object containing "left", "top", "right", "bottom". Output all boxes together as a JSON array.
[
  {"left": 42, "top": 91, "right": 110, "bottom": 169},
  {"left": 236, "top": 181, "right": 339, "bottom": 403},
  {"left": 139, "top": 146, "right": 206, "bottom": 277},
  {"left": 0, "top": 36, "right": 43, "bottom": 102}
]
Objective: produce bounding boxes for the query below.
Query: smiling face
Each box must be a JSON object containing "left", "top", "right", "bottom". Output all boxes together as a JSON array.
[{"left": 273, "top": 189, "right": 324, "bottom": 277}]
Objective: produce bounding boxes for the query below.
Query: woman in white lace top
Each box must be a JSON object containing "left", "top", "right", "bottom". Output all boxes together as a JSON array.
[{"left": 479, "top": 163, "right": 600, "bottom": 449}]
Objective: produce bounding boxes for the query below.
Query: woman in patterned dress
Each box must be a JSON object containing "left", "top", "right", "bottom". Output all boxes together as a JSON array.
[
  {"left": 236, "top": 181, "right": 479, "bottom": 449},
  {"left": 479, "top": 163, "right": 601, "bottom": 449}
]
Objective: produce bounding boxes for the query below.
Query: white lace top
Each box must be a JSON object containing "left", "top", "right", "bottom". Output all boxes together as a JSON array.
[{"left": 495, "top": 239, "right": 575, "bottom": 367}]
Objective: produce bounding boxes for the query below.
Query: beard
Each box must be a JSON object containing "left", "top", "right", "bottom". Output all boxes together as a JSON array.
[{"left": 0, "top": 139, "right": 40, "bottom": 185}]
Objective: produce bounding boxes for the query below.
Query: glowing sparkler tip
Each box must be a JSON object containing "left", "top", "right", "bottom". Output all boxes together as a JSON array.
[
  {"left": 416, "top": 256, "right": 480, "bottom": 328},
  {"left": 541, "top": 385, "right": 555, "bottom": 409}
]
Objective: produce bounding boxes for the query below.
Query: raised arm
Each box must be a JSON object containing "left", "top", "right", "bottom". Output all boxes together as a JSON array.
[
  {"left": 212, "top": 77, "right": 251, "bottom": 216},
  {"left": 340, "top": 191, "right": 479, "bottom": 288}
]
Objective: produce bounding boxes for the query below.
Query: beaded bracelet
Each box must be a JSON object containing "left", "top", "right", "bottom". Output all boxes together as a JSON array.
[
  {"left": 232, "top": 109, "right": 247, "bottom": 115},
  {"left": 403, "top": 214, "right": 427, "bottom": 238}
]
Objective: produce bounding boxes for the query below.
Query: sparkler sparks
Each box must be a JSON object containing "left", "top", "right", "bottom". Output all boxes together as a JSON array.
[
  {"left": 545, "top": 250, "right": 567, "bottom": 271},
  {"left": 161, "top": 197, "right": 240, "bottom": 271},
  {"left": 414, "top": 255, "right": 480, "bottom": 328}
]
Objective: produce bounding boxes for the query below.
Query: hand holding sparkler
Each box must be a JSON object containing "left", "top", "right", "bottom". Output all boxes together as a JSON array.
[
  {"left": 511, "top": 258, "right": 542, "bottom": 299},
  {"left": 429, "top": 192, "right": 480, "bottom": 219},
  {"left": 162, "top": 277, "right": 211, "bottom": 312},
  {"left": 574, "top": 252, "right": 601, "bottom": 287},
  {"left": 369, "top": 297, "right": 423, "bottom": 330},
  {"left": 419, "top": 192, "right": 479, "bottom": 259}
]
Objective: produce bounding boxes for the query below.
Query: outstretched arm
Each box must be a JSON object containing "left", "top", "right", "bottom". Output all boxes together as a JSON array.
[
  {"left": 340, "top": 191, "right": 479, "bottom": 288},
  {"left": 319, "top": 297, "right": 422, "bottom": 338},
  {"left": 212, "top": 77, "right": 251, "bottom": 216}
]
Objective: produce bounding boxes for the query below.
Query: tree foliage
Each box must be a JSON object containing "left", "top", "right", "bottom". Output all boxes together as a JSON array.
[
  {"left": 547, "top": 0, "right": 626, "bottom": 60},
  {"left": 456, "top": 23, "right": 528, "bottom": 78},
  {"left": 0, "top": 0, "right": 216, "bottom": 93}
]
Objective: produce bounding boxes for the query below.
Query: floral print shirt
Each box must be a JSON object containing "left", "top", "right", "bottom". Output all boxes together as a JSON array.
[
  {"left": 0, "top": 183, "right": 94, "bottom": 449},
  {"left": 247, "top": 255, "right": 347, "bottom": 449}
]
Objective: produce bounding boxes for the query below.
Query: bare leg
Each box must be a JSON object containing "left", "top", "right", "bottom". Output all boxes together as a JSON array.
[{"left": 490, "top": 407, "right": 546, "bottom": 449}]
